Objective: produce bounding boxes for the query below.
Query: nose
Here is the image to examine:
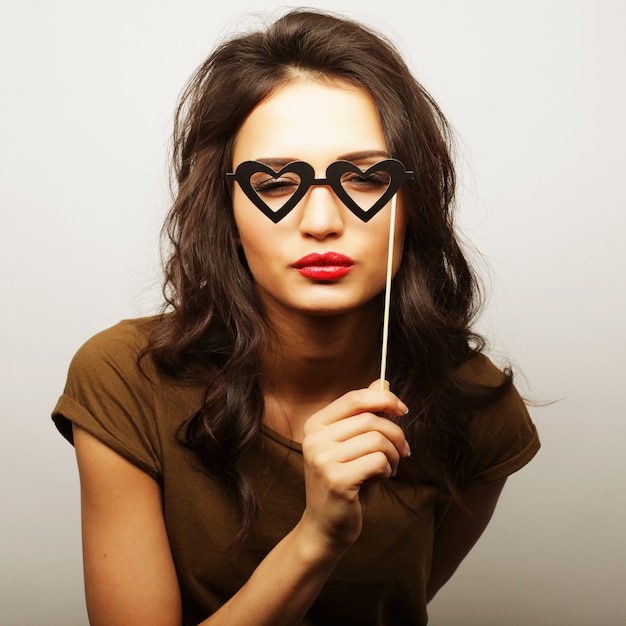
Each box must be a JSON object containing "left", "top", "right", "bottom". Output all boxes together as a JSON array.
[{"left": 298, "top": 185, "right": 345, "bottom": 240}]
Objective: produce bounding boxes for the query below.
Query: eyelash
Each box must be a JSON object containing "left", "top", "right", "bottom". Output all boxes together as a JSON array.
[
  {"left": 341, "top": 172, "right": 390, "bottom": 189},
  {"left": 252, "top": 176, "right": 300, "bottom": 196},
  {"left": 252, "top": 172, "right": 390, "bottom": 197}
]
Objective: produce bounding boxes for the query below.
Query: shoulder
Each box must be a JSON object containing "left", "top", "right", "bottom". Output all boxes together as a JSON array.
[
  {"left": 60, "top": 315, "right": 178, "bottom": 426},
  {"left": 454, "top": 351, "right": 510, "bottom": 387},
  {"left": 70, "top": 316, "right": 160, "bottom": 370},
  {"left": 64, "top": 315, "right": 169, "bottom": 394}
]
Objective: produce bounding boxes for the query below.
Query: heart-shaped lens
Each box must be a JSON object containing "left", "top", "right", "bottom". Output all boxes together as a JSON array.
[
  {"left": 228, "top": 161, "right": 315, "bottom": 223},
  {"left": 250, "top": 170, "right": 301, "bottom": 208},
  {"left": 326, "top": 160, "right": 412, "bottom": 222},
  {"left": 340, "top": 168, "right": 391, "bottom": 209}
]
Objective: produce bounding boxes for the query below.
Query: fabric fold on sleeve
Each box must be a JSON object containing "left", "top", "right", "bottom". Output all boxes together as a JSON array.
[
  {"left": 460, "top": 355, "right": 541, "bottom": 490},
  {"left": 52, "top": 319, "right": 163, "bottom": 481},
  {"left": 464, "top": 422, "right": 540, "bottom": 488}
]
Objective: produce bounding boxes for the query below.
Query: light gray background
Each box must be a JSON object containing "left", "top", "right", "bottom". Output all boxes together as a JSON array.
[{"left": 1, "top": 1, "right": 624, "bottom": 624}]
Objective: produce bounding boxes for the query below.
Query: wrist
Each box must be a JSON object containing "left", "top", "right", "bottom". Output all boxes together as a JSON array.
[{"left": 292, "top": 514, "right": 352, "bottom": 567}]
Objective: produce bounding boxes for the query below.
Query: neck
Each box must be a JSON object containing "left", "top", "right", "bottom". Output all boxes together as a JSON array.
[{"left": 260, "top": 300, "right": 384, "bottom": 439}]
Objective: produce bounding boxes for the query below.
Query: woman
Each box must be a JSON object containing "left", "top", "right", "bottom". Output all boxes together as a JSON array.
[{"left": 53, "top": 9, "right": 539, "bottom": 626}]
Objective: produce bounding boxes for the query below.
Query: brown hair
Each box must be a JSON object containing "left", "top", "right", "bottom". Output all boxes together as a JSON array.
[{"left": 146, "top": 9, "right": 511, "bottom": 540}]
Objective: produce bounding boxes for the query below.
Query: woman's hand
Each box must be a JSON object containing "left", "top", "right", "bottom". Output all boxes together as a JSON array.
[{"left": 299, "top": 381, "right": 410, "bottom": 553}]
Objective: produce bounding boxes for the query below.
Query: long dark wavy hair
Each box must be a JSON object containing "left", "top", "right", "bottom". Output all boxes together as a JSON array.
[{"left": 145, "top": 9, "right": 512, "bottom": 540}]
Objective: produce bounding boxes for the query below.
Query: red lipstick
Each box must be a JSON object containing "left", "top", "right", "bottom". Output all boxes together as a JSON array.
[{"left": 293, "top": 252, "right": 354, "bottom": 280}]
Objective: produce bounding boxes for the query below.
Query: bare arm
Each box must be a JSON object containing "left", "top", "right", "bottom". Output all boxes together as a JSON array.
[
  {"left": 426, "top": 478, "right": 506, "bottom": 602},
  {"left": 74, "top": 426, "right": 182, "bottom": 625},
  {"left": 73, "top": 385, "right": 410, "bottom": 626}
]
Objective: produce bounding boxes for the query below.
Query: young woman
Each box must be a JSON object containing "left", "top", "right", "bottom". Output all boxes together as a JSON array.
[{"left": 53, "top": 9, "right": 539, "bottom": 626}]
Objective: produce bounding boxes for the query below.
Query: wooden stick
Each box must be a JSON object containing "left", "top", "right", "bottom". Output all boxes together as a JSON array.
[{"left": 379, "top": 194, "right": 397, "bottom": 389}]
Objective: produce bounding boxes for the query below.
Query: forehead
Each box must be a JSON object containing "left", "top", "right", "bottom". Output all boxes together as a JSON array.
[{"left": 232, "top": 79, "right": 388, "bottom": 167}]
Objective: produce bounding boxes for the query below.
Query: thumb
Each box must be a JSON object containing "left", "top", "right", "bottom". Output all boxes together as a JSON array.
[{"left": 369, "top": 378, "right": 390, "bottom": 391}]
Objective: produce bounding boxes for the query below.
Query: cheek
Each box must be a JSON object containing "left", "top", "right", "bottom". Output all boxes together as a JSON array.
[
  {"left": 233, "top": 192, "right": 269, "bottom": 249},
  {"left": 236, "top": 225, "right": 269, "bottom": 264},
  {"left": 233, "top": 206, "right": 280, "bottom": 275}
]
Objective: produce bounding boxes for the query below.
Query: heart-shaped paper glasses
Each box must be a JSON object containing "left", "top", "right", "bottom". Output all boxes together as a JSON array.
[{"left": 226, "top": 159, "right": 413, "bottom": 223}]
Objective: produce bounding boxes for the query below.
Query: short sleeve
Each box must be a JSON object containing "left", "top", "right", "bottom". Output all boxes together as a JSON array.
[
  {"left": 460, "top": 355, "right": 540, "bottom": 490},
  {"left": 52, "top": 319, "right": 163, "bottom": 480}
]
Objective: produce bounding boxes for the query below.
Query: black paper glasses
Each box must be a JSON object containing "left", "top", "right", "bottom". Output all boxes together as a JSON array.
[{"left": 226, "top": 159, "right": 414, "bottom": 223}]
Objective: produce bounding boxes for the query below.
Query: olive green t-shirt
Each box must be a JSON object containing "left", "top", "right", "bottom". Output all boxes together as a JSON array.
[{"left": 52, "top": 317, "right": 539, "bottom": 625}]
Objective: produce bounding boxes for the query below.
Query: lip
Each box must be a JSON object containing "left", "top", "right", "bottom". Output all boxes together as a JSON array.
[{"left": 293, "top": 252, "right": 354, "bottom": 280}]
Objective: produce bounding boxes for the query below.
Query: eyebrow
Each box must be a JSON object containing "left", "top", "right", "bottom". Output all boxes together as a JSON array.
[
  {"left": 254, "top": 150, "right": 392, "bottom": 169},
  {"left": 337, "top": 150, "right": 391, "bottom": 162}
]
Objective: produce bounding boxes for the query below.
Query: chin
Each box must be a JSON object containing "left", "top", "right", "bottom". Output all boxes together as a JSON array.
[{"left": 299, "top": 294, "right": 382, "bottom": 318}]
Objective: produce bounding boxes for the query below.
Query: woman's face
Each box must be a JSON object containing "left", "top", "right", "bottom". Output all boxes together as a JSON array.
[{"left": 231, "top": 78, "right": 406, "bottom": 320}]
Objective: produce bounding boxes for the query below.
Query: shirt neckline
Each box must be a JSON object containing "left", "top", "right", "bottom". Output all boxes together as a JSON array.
[{"left": 260, "top": 423, "right": 303, "bottom": 453}]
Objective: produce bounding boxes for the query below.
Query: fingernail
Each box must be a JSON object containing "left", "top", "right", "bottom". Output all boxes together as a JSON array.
[
  {"left": 404, "top": 441, "right": 411, "bottom": 457},
  {"left": 398, "top": 400, "right": 409, "bottom": 415}
]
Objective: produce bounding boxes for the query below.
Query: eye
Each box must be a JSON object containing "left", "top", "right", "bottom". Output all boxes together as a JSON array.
[
  {"left": 340, "top": 170, "right": 391, "bottom": 191},
  {"left": 251, "top": 173, "right": 301, "bottom": 197}
]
